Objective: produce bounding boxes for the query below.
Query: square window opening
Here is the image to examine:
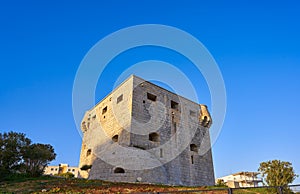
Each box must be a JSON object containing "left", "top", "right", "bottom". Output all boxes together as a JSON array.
[
  {"left": 149, "top": 132, "right": 160, "bottom": 142},
  {"left": 171, "top": 100, "right": 179, "bottom": 109},
  {"left": 147, "top": 93, "right": 157, "bottom": 101},
  {"left": 117, "top": 94, "right": 123, "bottom": 104}
]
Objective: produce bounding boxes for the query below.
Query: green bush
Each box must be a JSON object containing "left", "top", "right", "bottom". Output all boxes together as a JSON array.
[
  {"left": 0, "top": 172, "right": 32, "bottom": 182},
  {"left": 55, "top": 172, "right": 75, "bottom": 179},
  {"left": 215, "top": 179, "right": 227, "bottom": 187}
]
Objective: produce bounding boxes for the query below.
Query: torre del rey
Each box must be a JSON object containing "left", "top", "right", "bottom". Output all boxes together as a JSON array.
[{"left": 78, "top": 75, "right": 215, "bottom": 186}]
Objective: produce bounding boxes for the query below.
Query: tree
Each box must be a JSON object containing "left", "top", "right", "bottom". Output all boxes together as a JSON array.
[
  {"left": 0, "top": 131, "right": 56, "bottom": 178},
  {"left": 0, "top": 131, "right": 31, "bottom": 175},
  {"left": 258, "top": 159, "right": 298, "bottom": 186},
  {"left": 22, "top": 143, "right": 56, "bottom": 176}
]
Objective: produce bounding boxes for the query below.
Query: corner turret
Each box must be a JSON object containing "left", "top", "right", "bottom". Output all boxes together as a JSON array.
[{"left": 199, "top": 104, "right": 212, "bottom": 128}]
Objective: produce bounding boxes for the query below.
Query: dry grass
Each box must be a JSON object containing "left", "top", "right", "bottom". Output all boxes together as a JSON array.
[{"left": 0, "top": 176, "right": 274, "bottom": 194}]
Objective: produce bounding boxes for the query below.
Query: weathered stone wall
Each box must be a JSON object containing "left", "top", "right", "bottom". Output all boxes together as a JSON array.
[
  {"left": 78, "top": 76, "right": 134, "bottom": 178},
  {"left": 78, "top": 75, "right": 215, "bottom": 186}
]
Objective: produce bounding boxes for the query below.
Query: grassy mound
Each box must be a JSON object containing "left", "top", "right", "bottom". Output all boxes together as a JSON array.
[{"left": 0, "top": 175, "right": 277, "bottom": 193}]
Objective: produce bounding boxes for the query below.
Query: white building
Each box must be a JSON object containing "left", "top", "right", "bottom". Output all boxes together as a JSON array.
[
  {"left": 44, "top": 163, "right": 79, "bottom": 177},
  {"left": 216, "top": 172, "right": 263, "bottom": 188}
]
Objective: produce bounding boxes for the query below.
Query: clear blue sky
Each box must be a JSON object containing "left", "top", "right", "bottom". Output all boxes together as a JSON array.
[{"left": 1, "top": 1, "right": 300, "bottom": 183}]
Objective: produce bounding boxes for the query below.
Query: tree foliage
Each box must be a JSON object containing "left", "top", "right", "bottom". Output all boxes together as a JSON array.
[
  {"left": 0, "top": 131, "right": 56, "bottom": 178},
  {"left": 22, "top": 143, "right": 56, "bottom": 176},
  {"left": 0, "top": 132, "right": 31, "bottom": 175},
  {"left": 258, "top": 159, "right": 298, "bottom": 186}
]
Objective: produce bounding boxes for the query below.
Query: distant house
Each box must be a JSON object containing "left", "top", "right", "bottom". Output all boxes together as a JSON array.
[
  {"left": 44, "top": 163, "right": 79, "bottom": 177},
  {"left": 216, "top": 172, "right": 263, "bottom": 188}
]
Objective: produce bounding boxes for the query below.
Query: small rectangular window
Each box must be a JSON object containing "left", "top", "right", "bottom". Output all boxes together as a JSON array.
[
  {"left": 147, "top": 93, "right": 157, "bottom": 101},
  {"left": 102, "top": 106, "right": 107, "bottom": 114},
  {"left": 173, "top": 122, "right": 177, "bottom": 133},
  {"left": 92, "top": 115, "right": 96, "bottom": 120},
  {"left": 190, "top": 110, "right": 196, "bottom": 117},
  {"left": 171, "top": 100, "right": 179, "bottom": 109},
  {"left": 160, "top": 148, "right": 163, "bottom": 158},
  {"left": 86, "top": 149, "right": 92, "bottom": 156},
  {"left": 117, "top": 94, "right": 123, "bottom": 104}
]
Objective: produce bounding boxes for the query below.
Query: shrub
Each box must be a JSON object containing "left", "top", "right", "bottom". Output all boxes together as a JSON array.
[
  {"left": 56, "top": 172, "right": 74, "bottom": 179},
  {"left": 215, "top": 179, "right": 227, "bottom": 187},
  {"left": 59, "top": 172, "right": 75, "bottom": 179}
]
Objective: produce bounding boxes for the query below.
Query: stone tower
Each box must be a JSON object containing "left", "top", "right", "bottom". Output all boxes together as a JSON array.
[{"left": 78, "top": 75, "right": 215, "bottom": 186}]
